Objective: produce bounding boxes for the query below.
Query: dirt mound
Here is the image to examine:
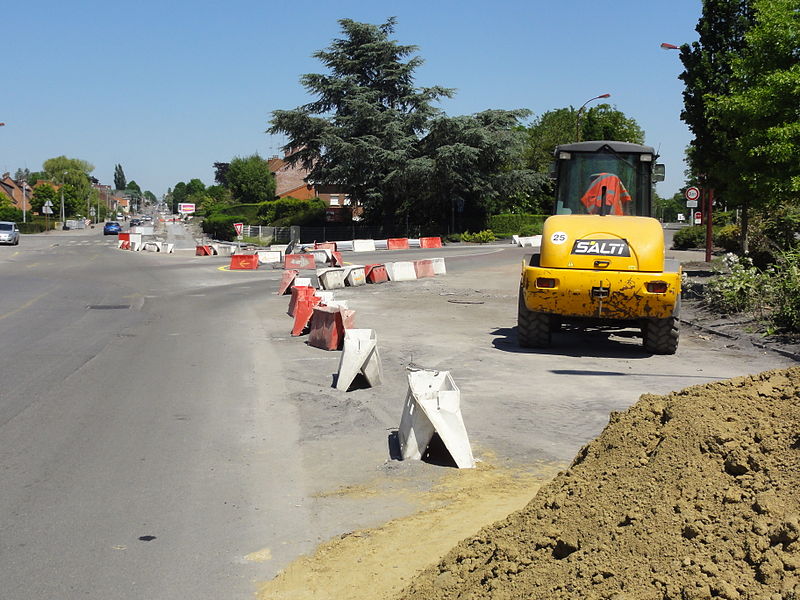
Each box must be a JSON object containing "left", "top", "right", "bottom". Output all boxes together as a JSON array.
[{"left": 397, "top": 367, "right": 800, "bottom": 600}]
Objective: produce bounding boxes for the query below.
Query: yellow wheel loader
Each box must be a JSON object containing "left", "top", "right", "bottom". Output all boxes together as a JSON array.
[{"left": 518, "top": 141, "right": 680, "bottom": 354}]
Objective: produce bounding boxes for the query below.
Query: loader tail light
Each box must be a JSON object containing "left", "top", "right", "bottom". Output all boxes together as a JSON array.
[
  {"left": 646, "top": 281, "right": 669, "bottom": 294},
  {"left": 536, "top": 277, "right": 556, "bottom": 289}
]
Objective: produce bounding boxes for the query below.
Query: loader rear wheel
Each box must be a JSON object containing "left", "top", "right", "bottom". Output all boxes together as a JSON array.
[
  {"left": 518, "top": 290, "right": 552, "bottom": 348},
  {"left": 643, "top": 316, "right": 679, "bottom": 355}
]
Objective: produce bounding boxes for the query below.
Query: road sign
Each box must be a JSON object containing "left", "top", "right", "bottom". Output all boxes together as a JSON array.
[
  {"left": 42, "top": 206, "right": 53, "bottom": 214},
  {"left": 694, "top": 211, "right": 702, "bottom": 225},
  {"left": 677, "top": 213, "right": 685, "bottom": 221},
  {"left": 686, "top": 199, "right": 698, "bottom": 208},
  {"left": 178, "top": 202, "right": 195, "bottom": 214},
  {"left": 43, "top": 200, "right": 54, "bottom": 208},
  {"left": 89, "top": 207, "right": 96, "bottom": 216},
  {"left": 233, "top": 222, "right": 244, "bottom": 236},
  {"left": 685, "top": 186, "right": 700, "bottom": 202}
]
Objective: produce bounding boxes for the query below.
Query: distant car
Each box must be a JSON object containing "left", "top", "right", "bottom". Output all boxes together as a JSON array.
[
  {"left": 143, "top": 215, "right": 153, "bottom": 222},
  {"left": 129, "top": 218, "right": 142, "bottom": 227},
  {"left": 0, "top": 221, "right": 20, "bottom": 245},
  {"left": 103, "top": 222, "right": 122, "bottom": 235}
]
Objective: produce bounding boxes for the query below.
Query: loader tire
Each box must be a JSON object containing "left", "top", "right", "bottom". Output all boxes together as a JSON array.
[
  {"left": 517, "top": 290, "right": 552, "bottom": 348},
  {"left": 643, "top": 316, "right": 679, "bottom": 355}
]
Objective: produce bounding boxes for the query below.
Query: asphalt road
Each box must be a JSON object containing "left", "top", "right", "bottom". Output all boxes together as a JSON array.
[{"left": 0, "top": 225, "right": 792, "bottom": 599}]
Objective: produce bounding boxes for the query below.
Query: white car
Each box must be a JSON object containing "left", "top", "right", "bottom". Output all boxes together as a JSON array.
[{"left": 0, "top": 221, "right": 20, "bottom": 245}]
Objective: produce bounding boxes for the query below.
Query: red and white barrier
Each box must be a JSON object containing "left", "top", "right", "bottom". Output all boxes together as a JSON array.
[
  {"left": 365, "top": 264, "right": 389, "bottom": 284},
  {"left": 308, "top": 305, "right": 356, "bottom": 351},
  {"left": 288, "top": 285, "right": 316, "bottom": 317},
  {"left": 291, "top": 294, "right": 322, "bottom": 336},
  {"left": 420, "top": 237, "right": 443, "bottom": 248},
  {"left": 284, "top": 253, "right": 317, "bottom": 270},
  {"left": 230, "top": 254, "right": 258, "bottom": 270},
  {"left": 414, "top": 259, "right": 435, "bottom": 278},
  {"left": 387, "top": 238, "right": 410, "bottom": 250},
  {"left": 277, "top": 270, "right": 301, "bottom": 295},
  {"left": 431, "top": 257, "right": 447, "bottom": 275}
]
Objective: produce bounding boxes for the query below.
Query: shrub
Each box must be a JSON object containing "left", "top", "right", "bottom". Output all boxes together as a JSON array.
[
  {"left": 446, "top": 233, "right": 461, "bottom": 243},
  {"left": 461, "top": 230, "right": 496, "bottom": 244},
  {"left": 672, "top": 225, "right": 707, "bottom": 250},
  {"left": 703, "top": 254, "right": 767, "bottom": 315},
  {"left": 487, "top": 214, "right": 547, "bottom": 236},
  {"left": 715, "top": 224, "right": 740, "bottom": 252},
  {"left": 258, "top": 197, "right": 326, "bottom": 226},
  {"left": 768, "top": 251, "right": 800, "bottom": 331},
  {"left": 201, "top": 214, "right": 239, "bottom": 241}
]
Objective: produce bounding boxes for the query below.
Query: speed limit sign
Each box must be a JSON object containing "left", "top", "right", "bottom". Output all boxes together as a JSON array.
[{"left": 685, "top": 186, "right": 701, "bottom": 202}]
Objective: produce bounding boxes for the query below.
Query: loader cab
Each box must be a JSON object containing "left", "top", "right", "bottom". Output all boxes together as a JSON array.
[{"left": 551, "top": 141, "right": 665, "bottom": 218}]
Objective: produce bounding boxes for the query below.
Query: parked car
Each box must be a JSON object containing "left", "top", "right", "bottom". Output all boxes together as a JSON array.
[
  {"left": 129, "top": 218, "right": 142, "bottom": 227},
  {"left": 0, "top": 221, "right": 20, "bottom": 245},
  {"left": 103, "top": 222, "right": 122, "bottom": 235}
]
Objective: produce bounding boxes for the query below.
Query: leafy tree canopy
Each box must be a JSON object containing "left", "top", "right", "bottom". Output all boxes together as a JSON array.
[
  {"left": 226, "top": 155, "right": 275, "bottom": 204},
  {"left": 114, "top": 164, "right": 126, "bottom": 191},
  {"left": 126, "top": 180, "right": 142, "bottom": 194}
]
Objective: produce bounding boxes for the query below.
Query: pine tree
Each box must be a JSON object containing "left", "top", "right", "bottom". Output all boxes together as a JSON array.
[{"left": 114, "top": 164, "right": 126, "bottom": 191}]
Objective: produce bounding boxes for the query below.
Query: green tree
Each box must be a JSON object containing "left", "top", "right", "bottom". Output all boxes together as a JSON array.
[
  {"left": 708, "top": 0, "right": 800, "bottom": 206},
  {"left": 144, "top": 190, "right": 157, "bottom": 203},
  {"left": 581, "top": 104, "right": 644, "bottom": 144},
  {"left": 225, "top": 155, "right": 275, "bottom": 204},
  {"left": 408, "top": 110, "right": 548, "bottom": 231},
  {"left": 269, "top": 18, "right": 453, "bottom": 230},
  {"left": 186, "top": 178, "right": 206, "bottom": 197},
  {"left": 171, "top": 182, "right": 188, "bottom": 211},
  {"left": 126, "top": 180, "right": 142, "bottom": 194},
  {"left": 114, "top": 164, "right": 126, "bottom": 191},
  {"left": 679, "top": 1, "right": 755, "bottom": 210},
  {"left": 30, "top": 184, "right": 58, "bottom": 214},
  {"left": 42, "top": 156, "right": 95, "bottom": 208}
]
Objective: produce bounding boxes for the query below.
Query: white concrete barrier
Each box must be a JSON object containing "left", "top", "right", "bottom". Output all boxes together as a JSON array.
[
  {"left": 336, "top": 240, "right": 354, "bottom": 252},
  {"left": 315, "top": 291, "right": 336, "bottom": 305},
  {"left": 385, "top": 261, "right": 417, "bottom": 282},
  {"left": 311, "top": 249, "right": 333, "bottom": 264},
  {"left": 344, "top": 265, "right": 366, "bottom": 287},
  {"left": 352, "top": 239, "right": 376, "bottom": 252},
  {"left": 336, "top": 329, "right": 382, "bottom": 391},
  {"left": 374, "top": 239, "right": 388, "bottom": 250},
  {"left": 317, "top": 268, "right": 346, "bottom": 290},
  {"left": 270, "top": 244, "right": 289, "bottom": 254},
  {"left": 213, "top": 243, "right": 235, "bottom": 256},
  {"left": 398, "top": 369, "right": 474, "bottom": 468},
  {"left": 408, "top": 238, "right": 421, "bottom": 248},
  {"left": 257, "top": 250, "right": 282, "bottom": 264},
  {"left": 517, "top": 235, "right": 542, "bottom": 250},
  {"left": 431, "top": 257, "right": 447, "bottom": 275},
  {"left": 294, "top": 277, "right": 312, "bottom": 288},
  {"left": 142, "top": 241, "right": 161, "bottom": 252}
]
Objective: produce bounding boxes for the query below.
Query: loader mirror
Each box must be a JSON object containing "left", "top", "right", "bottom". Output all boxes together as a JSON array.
[{"left": 653, "top": 163, "right": 666, "bottom": 182}]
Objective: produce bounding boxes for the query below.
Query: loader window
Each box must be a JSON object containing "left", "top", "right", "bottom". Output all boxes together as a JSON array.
[{"left": 555, "top": 151, "right": 652, "bottom": 217}]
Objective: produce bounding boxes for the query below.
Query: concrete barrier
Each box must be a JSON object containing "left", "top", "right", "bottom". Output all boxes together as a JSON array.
[
  {"left": 129, "top": 233, "right": 142, "bottom": 251},
  {"left": 374, "top": 239, "right": 388, "bottom": 250},
  {"left": 288, "top": 285, "right": 316, "bottom": 317},
  {"left": 270, "top": 244, "right": 289, "bottom": 253},
  {"left": 308, "top": 306, "right": 355, "bottom": 351},
  {"left": 414, "top": 259, "right": 435, "bottom": 278},
  {"left": 277, "top": 270, "right": 301, "bottom": 295},
  {"left": 344, "top": 265, "right": 366, "bottom": 287},
  {"left": 257, "top": 250, "right": 282, "bottom": 264},
  {"left": 387, "top": 238, "right": 410, "bottom": 250},
  {"left": 365, "top": 264, "right": 389, "bottom": 283},
  {"left": 315, "top": 242, "right": 337, "bottom": 251},
  {"left": 118, "top": 240, "right": 130, "bottom": 250},
  {"left": 284, "top": 253, "right": 317, "bottom": 270},
  {"left": 142, "top": 242, "right": 161, "bottom": 252},
  {"left": 398, "top": 369, "right": 475, "bottom": 468},
  {"left": 386, "top": 261, "right": 417, "bottom": 282},
  {"left": 431, "top": 257, "right": 447, "bottom": 275},
  {"left": 213, "top": 244, "right": 235, "bottom": 257},
  {"left": 335, "top": 329, "right": 382, "bottom": 391},
  {"left": 517, "top": 235, "right": 542, "bottom": 250},
  {"left": 317, "top": 268, "right": 346, "bottom": 290},
  {"left": 353, "top": 239, "right": 376, "bottom": 252},
  {"left": 420, "top": 237, "right": 443, "bottom": 248},
  {"left": 336, "top": 240, "right": 354, "bottom": 252},
  {"left": 230, "top": 254, "right": 259, "bottom": 270},
  {"left": 311, "top": 249, "right": 333, "bottom": 265},
  {"left": 314, "top": 291, "right": 336, "bottom": 305},
  {"left": 291, "top": 295, "right": 322, "bottom": 336},
  {"left": 408, "top": 238, "right": 421, "bottom": 248}
]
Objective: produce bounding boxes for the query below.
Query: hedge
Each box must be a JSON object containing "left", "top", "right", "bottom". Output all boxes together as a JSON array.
[
  {"left": 487, "top": 214, "right": 548, "bottom": 236},
  {"left": 201, "top": 214, "right": 239, "bottom": 241}
]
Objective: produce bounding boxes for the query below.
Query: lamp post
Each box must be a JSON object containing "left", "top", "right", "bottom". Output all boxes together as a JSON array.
[{"left": 575, "top": 94, "right": 611, "bottom": 142}]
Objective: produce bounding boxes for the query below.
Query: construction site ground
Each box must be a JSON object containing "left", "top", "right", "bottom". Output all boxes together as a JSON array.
[{"left": 251, "top": 243, "right": 798, "bottom": 600}]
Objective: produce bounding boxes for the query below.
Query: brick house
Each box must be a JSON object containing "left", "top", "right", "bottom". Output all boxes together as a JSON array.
[
  {"left": 0, "top": 173, "right": 33, "bottom": 213},
  {"left": 266, "top": 154, "right": 359, "bottom": 223}
]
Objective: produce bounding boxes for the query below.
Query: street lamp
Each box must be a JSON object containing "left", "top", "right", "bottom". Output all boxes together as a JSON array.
[{"left": 576, "top": 93, "right": 611, "bottom": 142}]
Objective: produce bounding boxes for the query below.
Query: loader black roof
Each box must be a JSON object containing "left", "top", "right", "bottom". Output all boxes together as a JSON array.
[{"left": 555, "top": 140, "right": 656, "bottom": 155}]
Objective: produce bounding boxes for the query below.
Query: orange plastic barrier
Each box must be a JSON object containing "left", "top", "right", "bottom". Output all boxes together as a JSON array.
[
  {"left": 277, "top": 269, "right": 301, "bottom": 295},
  {"left": 284, "top": 253, "right": 316, "bottom": 270},
  {"left": 387, "top": 238, "right": 409, "bottom": 250},
  {"left": 365, "top": 264, "right": 389, "bottom": 284},
  {"left": 119, "top": 240, "right": 130, "bottom": 250},
  {"left": 291, "top": 295, "right": 322, "bottom": 336},
  {"left": 308, "top": 306, "right": 356, "bottom": 351},
  {"left": 315, "top": 242, "right": 337, "bottom": 251},
  {"left": 414, "top": 259, "right": 435, "bottom": 278},
  {"left": 288, "top": 285, "right": 316, "bottom": 317},
  {"left": 230, "top": 254, "right": 258, "bottom": 270},
  {"left": 330, "top": 251, "right": 344, "bottom": 267},
  {"left": 196, "top": 245, "right": 213, "bottom": 256},
  {"left": 419, "top": 237, "right": 443, "bottom": 248},
  {"left": 118, "top": 233, "right": 130, "bottom": 242}
]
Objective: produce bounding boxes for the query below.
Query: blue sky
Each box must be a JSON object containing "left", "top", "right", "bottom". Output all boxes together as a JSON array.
[{"left": 3, "top": 0, "right": 700, "bottom": 201}]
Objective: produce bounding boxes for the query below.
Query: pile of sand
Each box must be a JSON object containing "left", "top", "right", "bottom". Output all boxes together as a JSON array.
[{"left": 398, "top": 367, "right": 800, "bottom": 600}]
